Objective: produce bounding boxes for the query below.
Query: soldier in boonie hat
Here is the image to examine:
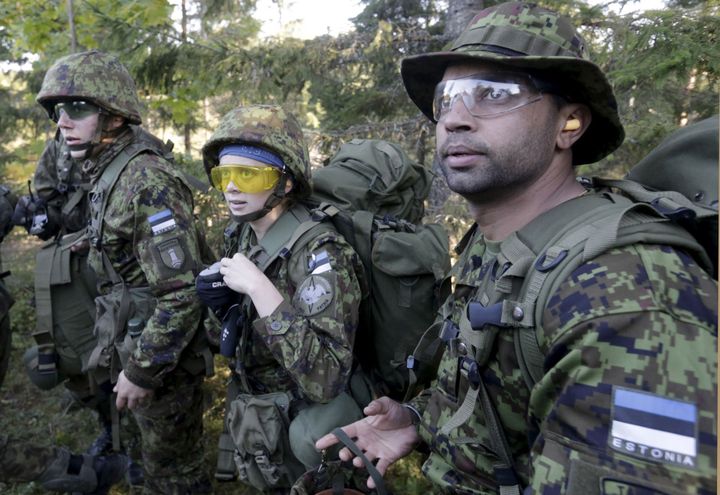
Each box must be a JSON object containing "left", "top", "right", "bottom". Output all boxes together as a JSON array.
[
  {"left": 316, "top": 3, "right": 717, "bottom": 495},
  {"left": 401, "top": 1, "right": 624, "bottom": 165}
]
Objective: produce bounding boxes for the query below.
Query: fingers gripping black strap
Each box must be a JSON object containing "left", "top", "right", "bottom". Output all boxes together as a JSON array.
[{"left": 331, "top": 427, "right": 387, "bottom": 495}]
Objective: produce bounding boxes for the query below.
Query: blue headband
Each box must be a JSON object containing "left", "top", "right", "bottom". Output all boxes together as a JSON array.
[{"left": 218, "top": 145, "right": 285, "bottom": 170}]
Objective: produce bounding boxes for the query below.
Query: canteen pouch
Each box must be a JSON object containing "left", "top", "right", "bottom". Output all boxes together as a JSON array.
[{"left": 227, "top": 391, "right": 305, "bottom": 491}]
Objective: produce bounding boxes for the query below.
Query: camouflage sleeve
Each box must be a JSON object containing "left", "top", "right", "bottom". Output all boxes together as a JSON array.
[
  {"left": 251, "top": 232, "right": 362, "bottom": 403},
  {"left": 531, "top": 243, "right": 717, "bottom": 494},
  {"left": 105, "top": 154, "right": 205, "bottom": 389},
  {"left": 33, "top": 138, "right": 61, "bottom": 202}
]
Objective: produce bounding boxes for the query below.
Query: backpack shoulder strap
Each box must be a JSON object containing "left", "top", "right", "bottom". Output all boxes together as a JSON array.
[
  {"left": 510, "top": 191, "right": 707, "bottom": 388},
  {"left": 87, "top": 142, "right": 160, "bottom": 259}
]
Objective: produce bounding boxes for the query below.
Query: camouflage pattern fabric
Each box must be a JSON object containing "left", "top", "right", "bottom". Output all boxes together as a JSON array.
[
  {"left": 34, "top": 126, "right": 169, "bottom": 235},
  {"left": 36, "top": 50, "right": 142, "bottom": 124},
  {"left": 131, "top": 370, "right": 209, "bottom": 494},
  {"left": 400, "top": 1, "right": 624, "bottom": 166},
  {"left": 85, "top": 126, "right": 212, "bottom": 493},
  {"left": 0, "top": 435, "right": 57, "bottom": 482},
  {"left": 225, "top": 210, "right": 364, "bottom": 403},
  {"left": 410, "top": 228, "right": 717, "bottom": 493},
  {"left": 33, "top": 135, "right": 89, "bottom": 235},
  {"left": 0, "top": 184, "right": 15, "bottom": 390}
]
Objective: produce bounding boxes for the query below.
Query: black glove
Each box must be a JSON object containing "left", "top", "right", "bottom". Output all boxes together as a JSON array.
[
  {"left": 12, "top": 195, "right": 54, "bottom": 239},
  {"left": 219, "top": 304, "right": 242, "bottom": 358},
  {"left": 195, "top": 262, "right": 236, "bottom": 317}
]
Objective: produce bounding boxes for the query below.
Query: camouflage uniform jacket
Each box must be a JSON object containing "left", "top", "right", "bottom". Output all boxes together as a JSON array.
[
  {"left": 224, "top": 203, "right": 364, "bottom": 403},
  {"left": 410, "top": 222, "right": 717, "bottom": 493},
  {"left": 86, "top": 127, "right": 207, "bottom": 389},
  {"left": 34, "top": 126, "right": 169, "bottom": 237}
]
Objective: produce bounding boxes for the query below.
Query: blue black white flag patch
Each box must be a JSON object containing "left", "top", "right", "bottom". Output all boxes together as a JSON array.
[
  {"left": 309, "top": 250, "right": 332, "bottom": 274},
  {"left": 609, "top": 387, "right": 697, "bottom": 469},
  {"left": 148, "top": 209, "right": 177, "bottom": 236}
]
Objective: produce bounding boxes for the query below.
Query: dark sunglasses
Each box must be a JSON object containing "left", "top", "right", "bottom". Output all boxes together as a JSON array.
[{"left": 53, "top": 100, "right": 101, "bottom": 121}]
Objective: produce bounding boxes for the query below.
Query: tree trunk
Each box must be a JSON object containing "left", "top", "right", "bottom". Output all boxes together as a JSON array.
[
  {"left": 427, "top": 0, "right": 485, "bottom": 218},
  {"left": 67, "top": 0, "right": 78, "bottom": 53},
  {"left": 446, "top": 0, "right": 484, "bottom": 39},
  {"left": 181, "top": 0, "right": 192, "bottom": 155}
]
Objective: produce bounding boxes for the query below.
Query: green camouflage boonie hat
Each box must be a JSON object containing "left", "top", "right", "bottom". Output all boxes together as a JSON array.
[
  {"left": 401, "top": 1, "right": 625, "bottom": 165},
  {"left": 37, "top": 50, "right": 142, "bottom": 125},
  {"left": 202, "top": 105, "right": 311, "bottom": 198}
]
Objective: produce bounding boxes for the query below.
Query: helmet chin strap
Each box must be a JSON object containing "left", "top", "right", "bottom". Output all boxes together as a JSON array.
[
  {"left": 67, "top": 113, "right": 126, "bottom": 159},
  {"left": 230, "top": 174, "right": 290, "bottom": 224}
]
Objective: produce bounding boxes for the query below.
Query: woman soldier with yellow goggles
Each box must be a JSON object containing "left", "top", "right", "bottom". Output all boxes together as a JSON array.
[{"left": 197, "top": 105, "right": 367, "bottom": 492}]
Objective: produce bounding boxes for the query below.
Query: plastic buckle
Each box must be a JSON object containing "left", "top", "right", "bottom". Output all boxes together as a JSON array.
[{"left": 459, "top": 357, "right": 481, "bottom": 389}]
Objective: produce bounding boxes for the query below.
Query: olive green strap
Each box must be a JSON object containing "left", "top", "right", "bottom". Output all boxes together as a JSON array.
[{"left": 330, "top": 427, "right": 387, "bottom": 495}]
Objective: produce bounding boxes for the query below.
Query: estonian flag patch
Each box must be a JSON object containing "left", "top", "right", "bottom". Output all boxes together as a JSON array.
[
  {"left": 148, "top": 209, "right": 177, "bottom": 236},
  {"left": 609, "top": 387, "right": 698, "bottom": 469},
  {"left": 309, "top": 250, "right": 332, "bottom": 274}
]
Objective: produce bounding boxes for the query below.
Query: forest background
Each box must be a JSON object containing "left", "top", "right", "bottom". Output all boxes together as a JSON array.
[{"left": 0, "top": 0, "right": 717, "bottom": 494}]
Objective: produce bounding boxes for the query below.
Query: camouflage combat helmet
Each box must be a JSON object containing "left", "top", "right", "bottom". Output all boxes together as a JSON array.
[
  {"left": 37, "top": 50, "right": 142, "bottom": 125},
  {"left": 401, "top": 1, "right": 624, "bottom": 165},
  {"left": 202, "top": 105, "right": 312, "bottom": 199}
]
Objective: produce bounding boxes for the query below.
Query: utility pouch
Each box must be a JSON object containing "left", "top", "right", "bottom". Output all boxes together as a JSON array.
[
  {"left": 87, "top": 284, "right": 154, "bottom": 381},
  {"left": 226, "top": 391, "right": 305, "bottom": 491}
]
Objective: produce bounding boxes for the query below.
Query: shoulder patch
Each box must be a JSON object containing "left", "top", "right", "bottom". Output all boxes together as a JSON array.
[
  {"left": 609, "top": 387, "right": 698, "bottom": 469},
  {"left": 148, "top": 209, "right": 176, "bottom": 236},
  {"left": 294, "top": 274, "right": 334, "bottom": 316},
  {"left": 308, "top": 249, "right": 332, "bottom": 274},
  {"left": 157, "top": 238, "right": 186, "bottom": 270}
]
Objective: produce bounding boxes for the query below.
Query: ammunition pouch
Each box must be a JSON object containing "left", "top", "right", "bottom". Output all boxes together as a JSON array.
[
  {"left": 226, "top": 391, "right": 305, "bottom": 491},
  {"left": 33, "top": 232, "right": 98, "bottom": 379}
]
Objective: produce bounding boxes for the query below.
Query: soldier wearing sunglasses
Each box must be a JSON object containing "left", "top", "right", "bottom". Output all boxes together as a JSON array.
[
  {"left": 12, "top": 82, "right": 174, "bottom": 492},
  {"left": 34, "top": 50, "right": 215, "bottom": 494}
]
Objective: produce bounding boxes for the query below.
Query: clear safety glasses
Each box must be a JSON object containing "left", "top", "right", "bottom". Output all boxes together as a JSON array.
[
  {"left": 433, "top": 72, "right": 545, "bottom": 121},
  {"left": 53, "top": 100, "right": 101, "bottom": 122},
  {"left": 211, "top": 165, "right": 282, "bottom": 193}
]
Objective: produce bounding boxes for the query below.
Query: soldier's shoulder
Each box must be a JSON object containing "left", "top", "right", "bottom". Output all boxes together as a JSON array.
[{"left": 543, "top": 242, "right": 717, "bottom": 339}]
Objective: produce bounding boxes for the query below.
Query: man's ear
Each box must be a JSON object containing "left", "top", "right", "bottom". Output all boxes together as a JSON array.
[{"left": 556, "top": 104, "right": 591, "bottom": 151}]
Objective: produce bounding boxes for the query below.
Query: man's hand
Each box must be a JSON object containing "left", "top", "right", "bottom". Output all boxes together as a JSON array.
[
  {"left": 315, "top": 396, "right": 420, "bottom": 489},
  {"left": 113, "top": 371, "right": 153, "bottom": 411}
]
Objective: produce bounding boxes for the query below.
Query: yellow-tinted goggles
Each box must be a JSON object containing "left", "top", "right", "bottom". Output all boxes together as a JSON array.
[{"left": 211, "top": 165, "right": 281, "bottom": 193}]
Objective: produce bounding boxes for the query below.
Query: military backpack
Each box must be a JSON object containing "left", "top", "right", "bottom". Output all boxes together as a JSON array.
[
  {"left": 224, "top": 139, "right": 452, "bottom": 401},
  {"left": 309, "top": 139, "right": 452, "bottom": 400}
]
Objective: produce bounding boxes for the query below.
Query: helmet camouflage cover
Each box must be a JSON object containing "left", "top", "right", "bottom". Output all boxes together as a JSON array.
[
  {"left": 37, "top": 50, "right": 142, "bottom": 124},
  {"left": 202, "top": 105, "right": 311, "bottom": 198},
  {"left": 401, "top": 1, "right": 625, "bottom": 165}
]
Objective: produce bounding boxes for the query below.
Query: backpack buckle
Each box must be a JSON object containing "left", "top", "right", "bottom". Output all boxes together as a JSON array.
[
  {"left": 459, "top": 357, "right": 481, "bottom": 389},
  {"left": 650, "top": 198, "right": 697, "bottom": 221},
  {"left": 534, "top": 249, "right": 568, "bottom": 272}
]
